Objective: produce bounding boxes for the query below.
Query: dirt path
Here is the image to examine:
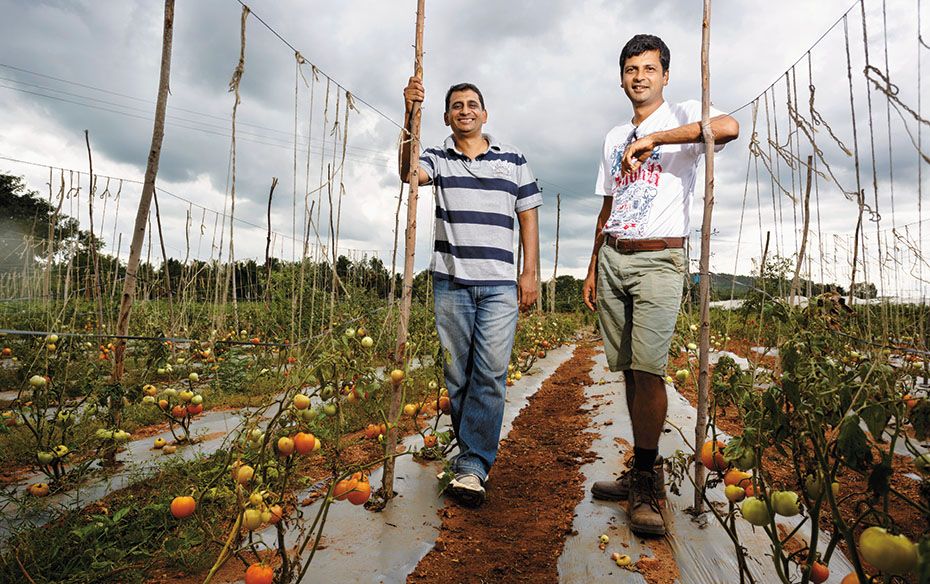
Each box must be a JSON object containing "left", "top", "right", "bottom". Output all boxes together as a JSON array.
[{"left": 408, "top": 342, "right": 598, "bottom": 584}]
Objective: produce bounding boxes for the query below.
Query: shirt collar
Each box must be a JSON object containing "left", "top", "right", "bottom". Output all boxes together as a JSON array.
[
  {"left": 443, "top": 134, "right": 500, "bottom": 158},
  {"left": 632, "top": 101, "right": 670, "bottom": 137}
]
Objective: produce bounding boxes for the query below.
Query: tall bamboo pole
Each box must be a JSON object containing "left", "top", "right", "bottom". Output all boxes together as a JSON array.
[
  {"left": 693, "top": 0, "right": 715, "bottom": 512},
  {"left": 550, "top": 193, "right": 560, "bottom": 313},
  {"left": 84, "top": 130, "right": 105, "bottom": 335},
  {"left": 790, "top": 156, "right": 814, "bottom": 303},
  {"left": 382, "top": 0, "right": 426, "bottom": 501},
  {"left": 112, "top": 0, "right": 175, "bottom": 381}
]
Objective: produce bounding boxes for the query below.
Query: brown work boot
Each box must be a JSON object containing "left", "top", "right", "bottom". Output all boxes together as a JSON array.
[
  {"left": 591, "top": 456, "right": 666, "bottom": 501},
  {"left": 628, "top": 469, "right": 666, "bottom": 536}
]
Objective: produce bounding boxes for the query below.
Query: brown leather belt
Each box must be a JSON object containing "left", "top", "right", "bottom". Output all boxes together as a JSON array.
[{"left": 603, "top": 235, "right": 686, "bottom": 253}]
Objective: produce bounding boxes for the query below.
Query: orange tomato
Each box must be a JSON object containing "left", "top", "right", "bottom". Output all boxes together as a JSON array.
[
  {"left": 187, "top": 403, "right": 203, "bottom": 415},
  {"left": 27, "top": 483, "right": 50, "bottom": 497},
  {"left": 809, "top": 561, "right": 829, "bottom": 584},
  {"left": 244, "top": 563, "right": 274, "bottom": 584},
  {"left": 723, "top": 469, "right": 752, "bottom": 488},
  {"left": 347, "top": 480, "right": 371, "bottom": 505},
  {"left": 840, "top": 574, "right": 860, "bottom": 584},
  {"left": 267, "top": 504, "right": 284, "bottom": 524},
  {"left": 423, "top": 434, "right": 438, "bottom": 448},
  {"left": 333, "top": 478, "right": 359, "bottom": 501},
  {"left": 700, "top": 440, "right": 729, "bottom": 472},
  {"left": 170, "top": 495, "right": 196, "bottom": 519},
  {"left": 171, "top": 405, "right": 187, "bottom": 418},
  {"left": 438, "top": 396, "right": 451, "bottom": 415},
  {"left": 293, "top": 432, "right": 316, "bottom": 455}
]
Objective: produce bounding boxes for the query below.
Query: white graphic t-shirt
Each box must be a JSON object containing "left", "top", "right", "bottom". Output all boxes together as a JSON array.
[{"left": 594, "top": 100, "right": 724, "bottom": 238}]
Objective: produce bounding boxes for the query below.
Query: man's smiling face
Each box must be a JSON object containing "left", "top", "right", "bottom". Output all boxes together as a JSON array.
[
  {"left": 621, "top": 49, "right": 669, "bottom": 109},
  {"left": 444, "top": 89, "right": 488, "bottom": 136}
]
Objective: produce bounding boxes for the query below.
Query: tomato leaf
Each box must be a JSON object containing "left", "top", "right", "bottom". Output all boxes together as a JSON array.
[
  {"left": 836, "top": 415, "right": 872, "bottom": 471},
  {"left": 911, "top": 400, "right": 930, "bottom": 441},
  {"left": 866, "top": 460, "right": 892, "bottom": 498},
  {"left": 860, "top": 403, "right": 889, "bottom": 443}
]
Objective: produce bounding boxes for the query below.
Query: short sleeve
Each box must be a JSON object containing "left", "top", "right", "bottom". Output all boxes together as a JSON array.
[
  {"left": 594, "top": 135, "right": 612, "bottom": 198},
  {"left": 678, "top": 100, "right": 727, "bottom": 156},
  {"left": 418, "top": 148, "right": 436, "bottom": 182},
  {"left": 514, "top": 154, "right": 542, "bottom": 213}
]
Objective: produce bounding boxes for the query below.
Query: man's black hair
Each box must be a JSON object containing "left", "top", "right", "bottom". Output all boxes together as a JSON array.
[
  {"left": 445, "top": 83, "right": 485, "bottom": 112},
  {"left": 619, "top": 34, "right": 670, "bottom": 72}
]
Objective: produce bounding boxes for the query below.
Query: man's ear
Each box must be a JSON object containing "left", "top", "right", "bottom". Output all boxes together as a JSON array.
[
  {"left": 443, "top": 111, "right": 451, "bottom": 127},
  {"left": 662, "top": 70, "right": 669, "bottom": 87},
  {"left": 480, "top": 110, "right": 488, "bottom": 124}
]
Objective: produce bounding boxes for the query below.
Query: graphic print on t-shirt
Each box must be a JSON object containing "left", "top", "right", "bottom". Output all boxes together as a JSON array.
[{"left": 604, "top": 140, "right": 663, "bottom": 238}]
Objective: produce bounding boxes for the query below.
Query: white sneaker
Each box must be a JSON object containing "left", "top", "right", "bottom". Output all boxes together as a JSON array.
[{"left": 449, "top": 473, "right": 486, "bottom": 506}]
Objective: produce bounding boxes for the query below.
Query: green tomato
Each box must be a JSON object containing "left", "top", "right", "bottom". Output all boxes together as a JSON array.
[
  {"left": 242, "top": 508, "right": 263, "bottom": 530},
  {"left": 191, "top": 394, "right": 203, "bottom": 405},
  {"left": 320, "top": 385, "right": 335, "bottom": 401},
  {"left": 804, "top": 474, "right": 824, "bottom": 500},
  {"left": 741, "top": 497, "right": 770, "bottom": 526},
  {"left": 323, "top": 403, "right": 338, "bottom": 417},
  {"left": 29, "top": 375, "right": 47, "bottom": 388},
  {"left": 360, "top": 336, "right": 374, "bottom": 348},
  {"left": 163, "top": 388, "right": 177, "bottom": 398},
  {"left": 37, "top": 451, "right": 55, "bottom": 465},
  {"left": 858, "top": 526, "right": 918, "bottom": 574},
  {"left": 53, "top": 444, "right": 69, "bottom": 458},
  {"left": 344, "top": 327, "right": 356, "bottom": 339},
  {"left": 771, "top": 491, "right": 801, "bottom": 517},
  {"left": 724, "top": 485, "right": 746, "bottom": 503}
]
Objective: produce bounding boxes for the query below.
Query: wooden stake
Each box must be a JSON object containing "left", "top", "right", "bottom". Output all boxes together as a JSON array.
[
  {"left": 790, "top": 155, "right": 814, "bottom": 303},
  {"left": 550, "top": 193, "right": 560, "bottom": 313},
  {"left": 84, "top": 131, "right": 105, "bottom": 335},
  {"left": 382, "top": 0, "right": 426, "bottom": 501},
  {"left": 112, "top": 0, "right": 175, "bottom": 381},
  {"left": 694, "top": 0, "right": 715, "bottom": 512},
  {"left": 152, "top": 189, "right": 175, "bottom": 333},
  {"left": 264, "top": 177, "right": 278, "bottom": 308}
]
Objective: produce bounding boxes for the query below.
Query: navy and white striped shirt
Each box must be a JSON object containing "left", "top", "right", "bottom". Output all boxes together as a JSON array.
[{"left": 420, "top": 134, "right": 542, "bottom": 286}]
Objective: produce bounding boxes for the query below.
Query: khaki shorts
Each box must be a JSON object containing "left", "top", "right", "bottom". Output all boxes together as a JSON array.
[{"left": 596, "top": 244, "right": 686, "bottom": 376}]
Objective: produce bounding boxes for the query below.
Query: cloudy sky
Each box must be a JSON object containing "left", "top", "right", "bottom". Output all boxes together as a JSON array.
[{"left": 0, "top": 0, "right": 927, "bottom": 298}]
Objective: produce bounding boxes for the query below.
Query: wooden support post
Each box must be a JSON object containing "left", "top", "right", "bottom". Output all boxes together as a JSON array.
[
  {"left": 790, "top": 156, "right": 814, "bottom": 304},
  {"left": 112, "top": 0, "right": 175, "bottom": 381},
  {"left": 382, "top": 0, "right": 426, "bottom": 502},
  {"left": 550, "top": 193, "right": 560, "bottom": 313},
  {"left": 84, "top": 130, "right": 105, "bottom": 336},
  {"left": 693, "top": 0, "right": 715, "bottom": 512},
  {"left": 264, "top": 177, "right": 279, "bottom": 308}
]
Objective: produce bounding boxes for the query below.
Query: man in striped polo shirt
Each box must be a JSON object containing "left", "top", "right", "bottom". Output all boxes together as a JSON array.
[{"left": 400, "top": 76, "right": 542, "bottom": 506}]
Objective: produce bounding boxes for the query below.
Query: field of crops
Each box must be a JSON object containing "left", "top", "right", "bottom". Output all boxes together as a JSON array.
[{"left": 1, "top": 0, "right": 929, "bottom": 582}]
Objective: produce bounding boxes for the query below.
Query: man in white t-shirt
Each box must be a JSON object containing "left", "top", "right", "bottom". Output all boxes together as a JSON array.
[{"left": 581, "top": 34, "right": 739, "bottom": 536}]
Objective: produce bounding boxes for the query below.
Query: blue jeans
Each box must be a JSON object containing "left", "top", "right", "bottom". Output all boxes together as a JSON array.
[{"left": 433, "top": 278, "right": 518, "bottom": 482}]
